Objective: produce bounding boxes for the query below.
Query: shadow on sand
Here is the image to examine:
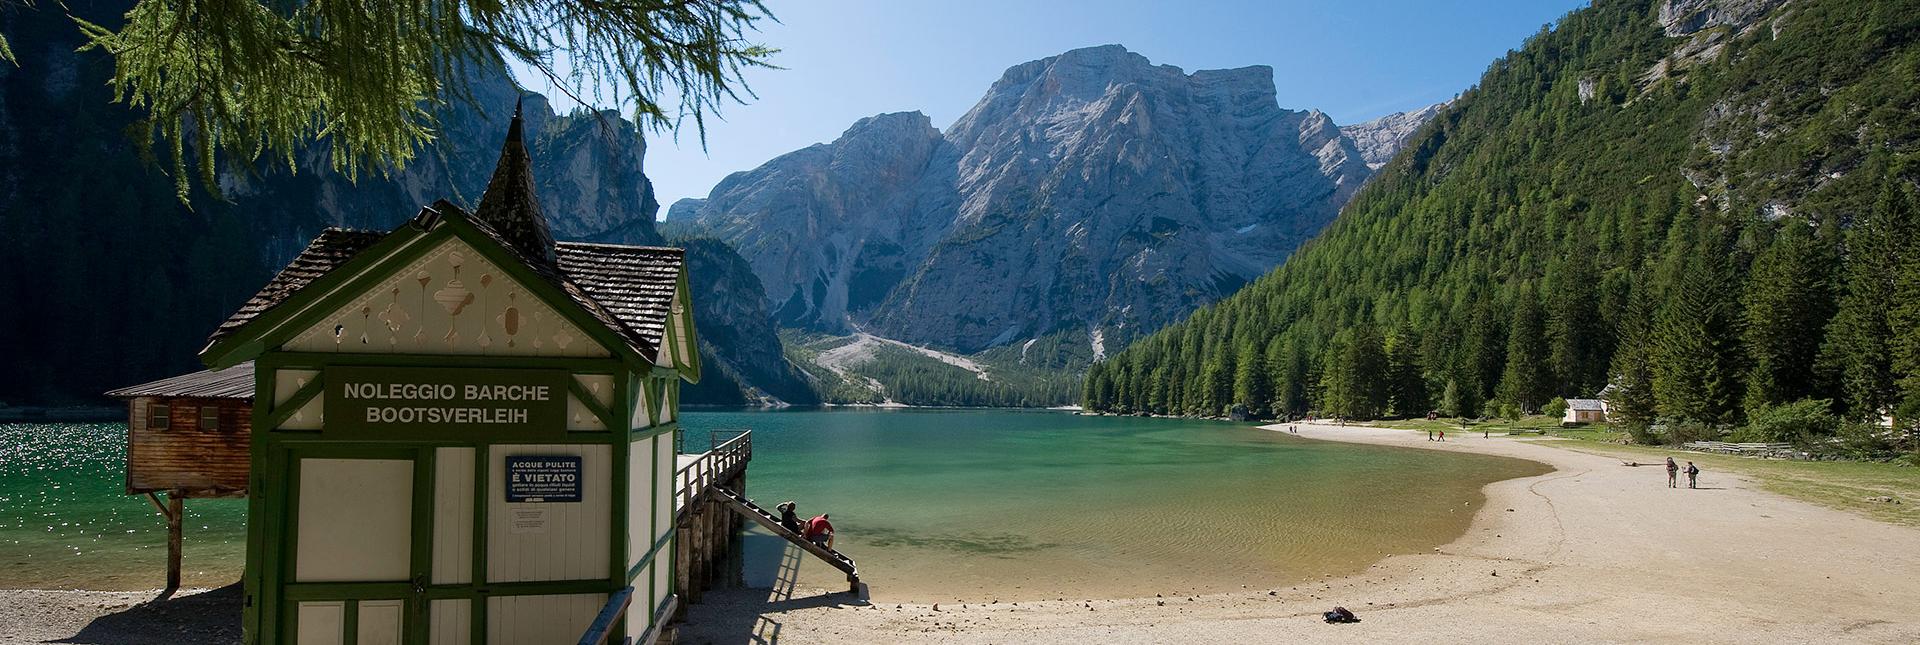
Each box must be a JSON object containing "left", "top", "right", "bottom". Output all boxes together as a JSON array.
[
  {"left": 685, "top": 531, "right": 870, "bottom": 644},
  {"left": 56, "top": 583, "right": 242, "bottom": 645}
]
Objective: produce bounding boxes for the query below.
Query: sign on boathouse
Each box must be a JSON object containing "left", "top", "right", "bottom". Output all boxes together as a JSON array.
[
  {"left": 324, "top": 366, "right": 566, "bottom": 435},
  {"left": 505, "top": 456, "right": 584, "bottom": 502},
  {"left": 193, "top": 108, "right": 703, "bottom": 645}
]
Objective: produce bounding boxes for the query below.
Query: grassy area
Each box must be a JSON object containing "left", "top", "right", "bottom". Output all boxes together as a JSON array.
[
  {"left": 1548, "top": 441, "right": 1920, "bottom": 528},
  {"left": 1360, "top": 415, "right": 1920, "bottom": 528}
]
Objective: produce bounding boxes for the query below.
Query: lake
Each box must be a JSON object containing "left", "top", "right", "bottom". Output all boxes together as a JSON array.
[{"left": 0, "top": 410, "right": 1546, "bottom": 600}]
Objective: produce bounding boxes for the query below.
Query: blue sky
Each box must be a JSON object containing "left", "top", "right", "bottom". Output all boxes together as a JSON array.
[{"left": 512, "top": 0, "right": 1590, "bottom": 212}]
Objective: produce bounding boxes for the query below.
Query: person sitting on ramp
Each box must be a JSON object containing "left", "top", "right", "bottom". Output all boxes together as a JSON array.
[{"left": 805, "top": 513, "right": 836, "bottom": 550}]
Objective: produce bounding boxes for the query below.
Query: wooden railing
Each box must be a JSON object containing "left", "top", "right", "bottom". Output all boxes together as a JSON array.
[
  {"left": 675, "top": 429, "right": 752, "bottom": 516},
  {"left": 575, "top": 586, "right": 633, "bottom": 645},
  {"left": 1682, "top": 441, "right": 1801, "bottom": 459}
]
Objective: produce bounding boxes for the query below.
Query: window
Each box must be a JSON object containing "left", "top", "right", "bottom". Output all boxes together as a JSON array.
[
  {"left": 149, "top": 403, "right": 171, "bottom": 430},
  {"left": 200, "top": 405, "right": 221, "bottom": 431}
]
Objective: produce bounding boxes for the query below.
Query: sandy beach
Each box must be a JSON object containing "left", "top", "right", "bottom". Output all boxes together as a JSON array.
[
  {"left": 675, "top": 423, "right": 1920, "bottom": 644},
  {"left": 8, "top": 423, "right": 1919, "bottom": 644}
]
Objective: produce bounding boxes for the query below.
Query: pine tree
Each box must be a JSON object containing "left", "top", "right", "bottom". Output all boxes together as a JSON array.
[
  {"left": 1548, "top": 254, "right": 1605, "bottom": 395},
  {"left": 1498, "top": 290, "right": 1553, "bottom": 412},
  {"left": 1878, "top": 185, "right": 1920, "bottom": 447},
  {"left": 1652, "top": 249, "right": 1743, "bottom": 423},
  {"left": 1385, "top": 325, "right": 1429, "bottom": 416},
  {"left": 1819, "top": 183, "right": 1909, "bottom": 420},
  {"left": 1320, "top": 326, "right": 1388, "bottom": 419},
  {"left": 1233, "top": 342, "right": 1271, "bottom": 416},
  {"left": 1741, "top": 223, "right": 1836, "bottom": 411}
]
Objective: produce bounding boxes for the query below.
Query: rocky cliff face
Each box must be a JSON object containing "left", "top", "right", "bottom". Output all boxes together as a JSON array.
[
  {"left": 673, "top": 45, "right": 1400, "bottom": 354},
  {"left": 1341, "top": 102, "right": 1448, "bottom": 169},
  {"left": 668, "top": 112, "right": 960, "bottom": 332}
]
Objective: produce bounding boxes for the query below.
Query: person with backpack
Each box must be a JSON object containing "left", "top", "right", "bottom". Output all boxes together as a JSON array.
[
  {"left": 1685, "top": 461, "right": 1700, "bottom": 489},
  {"left": 1665, "top": 457, "right": 1678, "bottom": 488}
]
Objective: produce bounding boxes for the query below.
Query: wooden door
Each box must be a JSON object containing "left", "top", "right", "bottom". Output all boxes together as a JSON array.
[{"left": 283, "top": 448, "right": 425, "bottom": 645}]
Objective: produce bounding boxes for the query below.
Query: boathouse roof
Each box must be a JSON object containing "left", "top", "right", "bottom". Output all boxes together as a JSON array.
[
  {"left": 198, "top": 107, "right": 691, "bottom": 369},
  {"left": 105, "top": 361, "right": 256, "bottom": 400},
  {"left": 1566, "top": 398, "right": 1606, "bottom": 411}
]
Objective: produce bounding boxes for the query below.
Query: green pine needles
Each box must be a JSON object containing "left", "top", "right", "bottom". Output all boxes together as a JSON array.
[{"left": 69, "top": 0, "right": 775, "bottom": 200}]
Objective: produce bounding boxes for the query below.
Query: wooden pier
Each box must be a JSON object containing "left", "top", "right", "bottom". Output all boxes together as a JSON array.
[{"left": 667, "top": 429, "right": 861, "bottom": 632}]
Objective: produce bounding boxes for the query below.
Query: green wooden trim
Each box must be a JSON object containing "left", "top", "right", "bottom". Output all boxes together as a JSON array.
[
  {"left": 283, "top": 582, "right": 419, "bottom": 601},
  {"left": 672, "top": 268, "right": 702, "bottom": 384},
  {"left": 568, "top": 377, "right": 618, "bottom": 432},
  {"left": 625, "top": 529, "right": 675, "bottom": 583},
  {"left": 409, "top": 448, "right": 434, "bottom": 645},
  {"left": 263, "top": 351, "right": 624, "bottom": 373},
  {"left": 283, "top": 578, "right": 618, "bottom": 602},
  {"left": 472, "top": 444, "right": 489, "bottom": 586},
  {"left": 343, "top": 599, "right": 360, "bottom": 645},
  {"left": 646, "top": 425, "right": 659, "bottom": 612},
  {"left": 202, "top": 223, "right": 438, "bottom": 369},
  {"left": 646, "top": 379, "right": 665, "bottom": 427},
  {"left": 629, "top": 421, "right": 677, "bottom": 441},
  {"left": 468, "top": 441, "right": 487, "bottom": 645},
  {"left": 276, "top": 450, "right": 302, "bottom": 645},
  {"left": 262, "top": 372, "right": 324, "bottom": 432},
  {"left": 244, "top": 367, "right": 275, "bottom": 645},
  {"left": 607, "top": 374, "right": 633, "bottom": 641}
]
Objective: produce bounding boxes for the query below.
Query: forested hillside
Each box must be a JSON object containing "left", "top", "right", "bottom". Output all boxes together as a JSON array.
[{"left": 1085, "top": 0, "right": 1920, "bottom": 447}]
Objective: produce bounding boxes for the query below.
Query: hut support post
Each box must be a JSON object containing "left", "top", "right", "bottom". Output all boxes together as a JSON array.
[{"left": 147, "top": 491, "right": 184, "bottom": 593}]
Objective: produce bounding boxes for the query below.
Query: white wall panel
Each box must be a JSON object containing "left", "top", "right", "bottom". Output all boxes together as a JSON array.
[
  {"left": 432, "top": 447, "right": 475, "bottom": 584},
  {"left": 356, "top": 600, "right": 404, "bottom": 645},
  {"left": 429, "top": 599, "right": 471, "bottom": 645},
  {"left": 296, "top": 458, "right": 412, "bottom": 582},
  {"left": 487, "top": 593, "right": 604, "bottom": 645},
  {"left": 653, "top": 433, "right": 673, "bottom": 542},
  {"left": 487, "top": 444, "right": 610, "bottom": 583},
  {"left": 626, "top": 437, "right": 653, "bottom": 571},
  {"left": 295, "top": 601, "right": 345, "bottom": 645}
]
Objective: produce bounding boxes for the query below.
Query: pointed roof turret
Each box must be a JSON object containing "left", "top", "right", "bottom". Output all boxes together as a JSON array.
[{"left": 475, "top": 99, "right": 558, "bottom": 265}]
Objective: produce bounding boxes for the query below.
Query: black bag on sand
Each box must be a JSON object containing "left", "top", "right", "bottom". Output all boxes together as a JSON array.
[{"left": 1323, "top": 606, "right": 1360, "bottom": 624}]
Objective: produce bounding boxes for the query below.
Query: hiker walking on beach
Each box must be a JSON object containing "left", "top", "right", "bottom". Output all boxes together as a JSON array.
[
  {"left": 1685, "top": 461, "right": 1700, "bottom": 489},
  {"left": 1665, "top": 457, "right": 1678, "bottom": 488},
  {"left": 1438, "top": 429, "right": 1446, "bottom": 442},
  {"left": 777, "top": 501, "right": 803, "bottom": 535},
  {"left": 1427, "top": 429, "right": 1434, "bottom": 441},
  {"left": 805, "top": 513, "right": 836, "bottom": 550}
]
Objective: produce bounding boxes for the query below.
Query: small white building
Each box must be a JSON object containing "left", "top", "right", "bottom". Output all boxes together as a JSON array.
[{"left": 1563, "top": 398, "right": 1607, "bottom": 424}]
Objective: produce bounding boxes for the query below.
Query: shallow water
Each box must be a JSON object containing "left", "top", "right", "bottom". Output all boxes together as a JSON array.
[
  {"left": 682, "top": 409, "right": 1547, "bottom": 601},
  {"left": 0, "top": 412, "right": 1546, "bottom": 599},
  {"left": 0, "top": 423, "right": 247, "bottom": 590}
]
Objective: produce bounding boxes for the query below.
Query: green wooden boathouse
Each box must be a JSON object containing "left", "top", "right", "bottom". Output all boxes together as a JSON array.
[{"left": 200, "top": 110, "right": 701, "bottom": 644}]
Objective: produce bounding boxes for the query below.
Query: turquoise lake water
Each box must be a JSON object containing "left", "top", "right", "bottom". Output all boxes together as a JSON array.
[{"left": 0, "top": 411, "right": 1546, "bottom": 599}]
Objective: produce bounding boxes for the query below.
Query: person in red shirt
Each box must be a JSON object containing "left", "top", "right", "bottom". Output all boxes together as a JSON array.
[{"left": 804, "top": 513, "right": 835, "bottom": 550}]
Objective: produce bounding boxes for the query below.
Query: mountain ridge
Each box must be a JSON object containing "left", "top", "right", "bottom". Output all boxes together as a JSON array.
[{"left": 670, "top": 45, "right": 1435, "bottom": 368}]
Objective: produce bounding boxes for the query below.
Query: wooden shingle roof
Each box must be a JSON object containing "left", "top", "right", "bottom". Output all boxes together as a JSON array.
[
  {"left": 555, "top": 243, "right": 684, "bottom": 353},
  {"left": 106, "top": 361, "right": 256, "bottom": 400},
  {"left": 207, "top": 229, "right": 382, "bottom": 344}
]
